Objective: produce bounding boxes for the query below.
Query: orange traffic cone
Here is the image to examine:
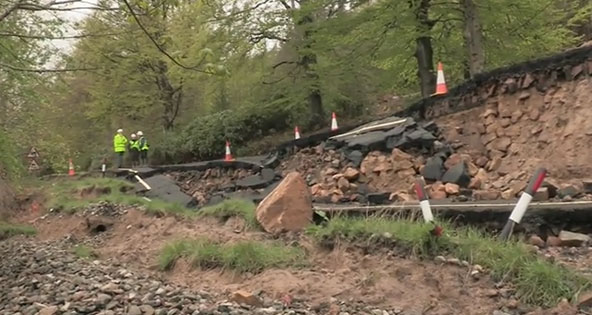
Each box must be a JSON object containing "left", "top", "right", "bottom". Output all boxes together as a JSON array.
[
  {"left": 434, "top": 62, "right": 448, "bottom": 95},
  {"left": 294, "top": 126, "right": 301, "bottom": 140},
  {"left": 331, "top": 112, "right": 338, "bottom": 131},
  {"left": 68, "top": 159, "right": 75, "bottom": 176},
  {"left": 224, "top": 141, "right": 233, "bottom": 161}
]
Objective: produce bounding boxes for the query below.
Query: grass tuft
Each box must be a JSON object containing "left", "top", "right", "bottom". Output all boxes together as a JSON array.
[
  {"left": 73, "top": 244, "right": 96, "bottom": 259},
  {"left": 158, "top": 238, "right": 305, "bottom": 273},
  {"left": 0, "top": 222, "right": 36, "bottom": 239},
  {"left": 306, "top": 216, "right": 591, "bottom": 307},
  {"left": 198, "top": 199, "right": 258, "bottom": 228}
]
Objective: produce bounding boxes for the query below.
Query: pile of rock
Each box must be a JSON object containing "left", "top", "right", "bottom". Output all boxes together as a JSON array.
[
  {"left": 81, "top": 201, "right": 129, "bottom": 217},
  {"left": 172, "top": 168, "right": 256, "bottom": 206},
  {"left": 0, "top": 239, "right": 400, "bottom": 315}
]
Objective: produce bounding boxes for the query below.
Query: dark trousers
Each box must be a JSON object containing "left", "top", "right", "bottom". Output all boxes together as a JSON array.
[
  {"left": 140, "top": 150, "right": 148, "bottom": 166},
  {"left": 115, "top": 152, "right": 124, "bottom": 168}
]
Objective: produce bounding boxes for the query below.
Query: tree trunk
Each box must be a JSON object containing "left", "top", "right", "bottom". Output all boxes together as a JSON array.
[
  {"left": 413, "top": 0, "right": 435, "bottom": 98},
  {"left": 296, "top": 1, "right": 324, "bottom": 125},
  {"left": 154, "top": 61, "right": 182, "bottom": 131},
  {"left": 462, "top": 0, "right": 485, "bottom": 77}
]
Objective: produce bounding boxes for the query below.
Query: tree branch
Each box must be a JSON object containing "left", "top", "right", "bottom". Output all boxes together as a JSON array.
[
  {"left": 0, "top": 0, "right": 24, "bottom": 23},
  {"left": 121, "top": 0, "right": 215, "bottom": 74},
  {"left": 0, "top": 31, "right": 130, "bottom": 40}
]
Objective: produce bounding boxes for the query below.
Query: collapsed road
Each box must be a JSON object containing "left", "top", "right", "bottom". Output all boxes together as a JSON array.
[{"left": 110, "top": 45, "right": 592, "bottom": 226}]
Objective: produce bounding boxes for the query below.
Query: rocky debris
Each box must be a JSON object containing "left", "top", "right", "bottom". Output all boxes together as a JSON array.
[
  {"left": 546, "top": 236, "right": 562, "bottom": 247},
  {"left": 441, "top": 162, "right": 471, "bottom": 188},
  {"left": 578, "top": 291, "right": 592, "bottom": 308},
  {"left": 256, "top": 172, "right": 313, "bottom": 234},
  {"left": 528, "top": 235, "right": 546, "bottom": 248},
  {"left": 81, "top": 201, "right": 129, "bottom": 217},
  {"left": 0, "top": 240, "right": 404, "bottom": 315},
  {"left": 558, "top": 185, "right": 581, "bottom": 199},
  {"left": 236, "top": 168, "right": 278, "bottom": 189},
  {"left": 533, "top": 187, "right": 550, "bottom": 201},
  {"left": 558, "top": 230, "right": 591, "bottom": 247}
]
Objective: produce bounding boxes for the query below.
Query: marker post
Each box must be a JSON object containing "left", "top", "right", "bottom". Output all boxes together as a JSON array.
[{"left": 499, "top": 168, "right": 547, "bottom": 241}]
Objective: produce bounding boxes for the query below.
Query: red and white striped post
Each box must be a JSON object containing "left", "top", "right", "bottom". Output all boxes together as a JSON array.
[
  {"left": 414, "top": 177, "right": 443, "bottom": 236},
  {"left": 499, "top": 167, "right": 547, "bottom": 241},
  {"left": 414, "top": 177, "right": 434, "bottom": 222}
]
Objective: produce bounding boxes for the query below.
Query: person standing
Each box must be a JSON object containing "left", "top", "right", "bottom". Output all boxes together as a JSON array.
[
  {"left": 113, "top": 129, "right": 128, "bottom": 168},
  {"left": 137, "top": 131, "right": 149, "bottom": 166},
  {"left": 129, "top": 133, "right": 140, "bottom": 168}
]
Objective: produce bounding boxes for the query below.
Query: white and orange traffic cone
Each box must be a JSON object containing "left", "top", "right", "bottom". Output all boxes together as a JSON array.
[
  {"left": 224, "top": 141, "right": 233, "bottom": 161},
  {"left": 434, "top": 62, "right": 448, "bottom": 95},
  {"left": 294, "top": 126, "right": 301, "bottom": 140},
  {"left": 68, "top": 159, "right": 75, "bottom": 176},
  {"left": 331, "top": 112, "right": 338, "bottom": 131}
]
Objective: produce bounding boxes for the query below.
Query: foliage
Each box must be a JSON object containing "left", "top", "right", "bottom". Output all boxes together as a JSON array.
[
  {"left": 0, "top": 221, "right": 37, "bottom": 239},
  {"left": 307, "top": 216, "right": 590, "bottom": 307},
  {"left": 158, "top": 238, "right": 306, "bottom": 272},
  {"left": 198, "top": 198, "right": 259, "bottom": 229},
  {"left": 1, "top": 0, "right": 589, "bottom": 168},
  {"left": 72, "top": 244, "right": 97, "bottom": 259}
]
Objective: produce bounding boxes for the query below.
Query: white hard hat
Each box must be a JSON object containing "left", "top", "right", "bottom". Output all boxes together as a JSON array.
[
  {"left": 137, "top": 131, "right": 143, "bottom": 136},
  {"left": 117, "top": 129, "right": 123, "bottom": 133},
  {"left": 131, "top": 133, "right": 137, "bottom": 138}
]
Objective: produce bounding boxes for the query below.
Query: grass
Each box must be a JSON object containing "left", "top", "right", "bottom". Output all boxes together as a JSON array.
[
  {"left": 72, "top": 244, "right": 96, "bottom": 259},
  {"left": 158, "top": 238, "right": 306, "bottom": 273},
  {"left": 306, "top": 216, "right": 591, "bottom": 308},
  {"left": 198, "top": 199, "right": 258, "bottom": 228},
  {"left": 44, "top": 177, "right": 196, "bottom": 217},
  {"left": 0, "top": 222, "right": 36, "bottom": 239}
]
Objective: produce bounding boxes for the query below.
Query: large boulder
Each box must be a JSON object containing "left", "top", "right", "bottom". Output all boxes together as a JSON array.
[{"left": 255, "top": 172, "right": 313, "bottom": 234}]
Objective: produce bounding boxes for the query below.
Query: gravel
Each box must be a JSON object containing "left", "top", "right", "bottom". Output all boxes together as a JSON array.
[{"left": 0, "top": 239, "right": 409, "bottom": 315}]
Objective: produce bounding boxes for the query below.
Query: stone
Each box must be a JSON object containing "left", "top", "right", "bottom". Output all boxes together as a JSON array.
[
  {"left": 518, "top": 92, "right": 531, "bottom": 100},
  {"left": 582, "top": 179, "right": 592, "bottom": 194},
  {"left": 558, "top": 185, "right": 580, "bottom": 199},
  {"left": 500, "top": 118, "right": 511, "bottom": 128},
  {"left": 542, "top": 179, "right": 560, "bottom": 198},
  {"left": 230, "top": 290, "right": 263, "bottom": 307},
  {"left": 337, "top": 177, "right": 349, "bottom": 191},
  {"left": 547, "top": 299, "right": 577, "bottom": 315},
  {"left": 528, "top": 108, "right": 540, "bottom": 121},
  {"left": 473, "top": 190, "right": 500, "bottom": 200},
  {"left": 528, "top": 235, "right": 545, "bottom": 248},
  {"left": 96, "top": 293, "right": 112, "bottom": 305},
  {"left": 522, "top": 73, "right": 535, "bottom": 88},
  {"left": 487, "top": 157, "right": 502, "bottom": 172},
  {"left": 128, "top": 306, "right": 142, "bottom": 315},
  {"left": 325, "top": 168, "right": 338, "bottom": 176},
  {"left": 343, "top": 167, "right": 360, "bottom": 181},
  {"left": 546, "top": 236, "right": 562, "bottom": 247},
  {"left": 346, "top": 150, "right": 364, "bottom": 167},
  {"left": 255, "top": 172, "right": 313, "bottom": 234},
  {"left": 389, "top": 191, "right": 413, "bottom": 202},
  {"left": 430, "top": 190, "right": 447, "bottom": 200},
  {"left": 39, "top": 306, "right": 58, "bottom": 315},
  {"left": 493, "top": 137, "right": 512, "bottom": 152},
  {"left": 441, "top": 162, "right": 471, "bottom": 188},
  {"left": 469, "top": 178, "right": 482, "bottom": 190},
  {"left": 367, "top": 192, "right": 390, "bottom": 205},
  {"left": 501, "top": 189, "right": 514, "bottom": 200},
  {"left": 422, "top": 156, "right": 445, "bottom": 181},
  {"left": 101, "top": 283, "right": 121, "bottom": 294},
  {"left": 558, "top": 230, "right": 591, "bottom": 247},
  {"left": 475, "top": 156, "right": 489, "bottom": 167},
  {"left": 444, "top": 183, "right": 460, "bottom": 195},
  {"left": 510, "top": 109, "right": 523, "bottom": 123},
  {"left": 577, "top": 291, "right": 592, "bottom": 308},
  {"left": 533, "top": 187, "right": 549, "bottom": 201}
]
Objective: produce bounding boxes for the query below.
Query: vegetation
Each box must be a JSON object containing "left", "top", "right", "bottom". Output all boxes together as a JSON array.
[
  {"left": 72, "top": 244, "right": 97, "bottom": 259},
  {"left": 45, "top": 177, "right": 195, "bottom": 217},
  {"left": 0, "top": 222, "right": 36, "bottom": 239},
  {"left": 198, "top": 199, "right": 258, "bottom": 229},
  {"left": 158, "top": 238, "right": 306, "bottom": 272},
  {"left": 307, "top": 216, "right": 590, "bottom": 307},
  {"left": 1, "top": 0, "right": 591, "bottom": 169}
]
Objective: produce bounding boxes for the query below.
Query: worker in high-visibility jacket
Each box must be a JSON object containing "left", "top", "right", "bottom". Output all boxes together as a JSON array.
[
  {"left": 128, "top": 133, "right": 140, "bottom": 168},
  {"left": 113, "top": 129, "right": 128, "bottom": 168},
  {"left": 137, "top": 131, "right": 149, "bottom": 166}
]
